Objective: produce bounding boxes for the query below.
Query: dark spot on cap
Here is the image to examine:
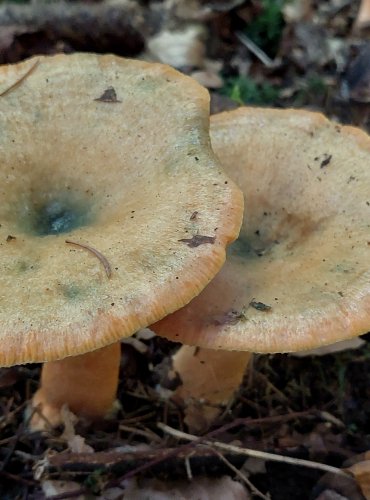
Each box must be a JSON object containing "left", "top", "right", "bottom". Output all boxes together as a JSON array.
[
  {"left": 178, "top": 234, "right": 216, "bottom": 248},
  {"left": 94, "top": 86, "right": 121, "bottom": 103},
  {"left": 249, "top": 300, "right": 271, "bottom": 312}
]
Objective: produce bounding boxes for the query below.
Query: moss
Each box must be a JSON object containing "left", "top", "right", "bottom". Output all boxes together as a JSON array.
[
  {"left": 245, "top": 0, "right": 286, "bottom": 58},
  {"left": 61, "top": 284, "right": 84, "bottom": 300},
  {"left": 292, "top": 74, "right": 330, "bottom": 107},
  {"left": 15, "top": 260, "right": 35, "bottom": 273},
  {"left": 221, "top": 76, "right": 280, "bottom": 106}
]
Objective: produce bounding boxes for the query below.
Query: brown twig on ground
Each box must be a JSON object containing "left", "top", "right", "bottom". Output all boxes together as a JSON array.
[
  {"left": 0, "top": 470, "right": 37, "bottom": 487},
  {"left": 0, "top": 422, "right": 27, "bottom": 473},
  {"left": 41, "top": 410, "right": 321, "bottom": 498},
  {"left": 119, "top": 423, "right": 162, "bottom": 443},
  {"left": 211, "top": 448, "right": 269, "bottom": 500},
  {"left": 158, "top": 423, "right": 350, "bottom": 477},
  {"left": 36, "top": 411, "right": 314, "bottom": 500}
]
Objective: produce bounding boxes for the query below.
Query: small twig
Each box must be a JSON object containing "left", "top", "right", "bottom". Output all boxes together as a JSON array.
[
  {"left": 158, "top": 423, "right": 349, "bottom": 478},
  {"left": 0, "top": 59, "right": 39, "bottom": 97},
  {"left": 124, "top": 392, "right": 151, "bottom": 401},
  {"left": 121, "top": 410, "right": 157, "bottom": 425},
  {"left": 211, "top": 448, "right": 268, "bottom": 500},
  {"left": 14, "top": 450, "right": 42, "bottom": 462},
  {"left": 0, "top": 419, "right": 28, "bottom": 473},
  {"left": 103, "top": 411, "right": 317, "bottom": 489},
  {"left": 235, "top": 32, "right": 275, "bottom": 67},
  {"left": 0, "top": 470, "right": 37, "bottom": 487},
  {"left": 0, "top": 396, "right": 14, "bottom": 423},
  {"left": 106, "top": 411, "right": 310, "bottom": 488},
  {"left": 0, "top": 436, "right": 18, "bottom": 447},
  {"left": 65, "top": 240, "right": 112, "bottom": 278},
  {"left": 119, "top": 424, "right": 162, "bottom": 443},
  {"left": 46, "top": 488, "right": 87, "bottom": 500},
  {"left": 27, "top": 402, "right": 55, "bottom": 432},
  {"left": 317, "top": 410, "right": 345, "bottom": 429},
  {"left": 47, "top": 411, "right": 330, "bottom": 499},
  {"left": 254, "top": 370, "right": 290, "bottom": 402},
  {"left": 0, "top": 399, "right": 28, "bottom": 431},
  {"left": 184, "top": 455, "right": 193, "bottom": 480}
]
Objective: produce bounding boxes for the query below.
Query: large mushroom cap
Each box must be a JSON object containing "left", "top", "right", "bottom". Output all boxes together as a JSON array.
[
  {"left": 0, "top": 53, "right": 243, "bottom": 366},
  {"left": 153, "top": 107, "right": 370, "bottom": 353}
]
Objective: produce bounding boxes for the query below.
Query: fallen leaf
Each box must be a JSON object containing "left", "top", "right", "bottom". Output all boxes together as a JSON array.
[
  {"left": 121, "top": 476, "right": 250, "bottom": 499},
  {"left": 282, "top": 0, "right": 312, "bottom": 23},
  {"left": 60, "top": 406, "right": 94, "bottom": 454},
  {"left": 148, "top": 25, "right": 206, "bottom": 68},
  {"left": 41, "top": 480, "right": 84, "bottom": 499}
]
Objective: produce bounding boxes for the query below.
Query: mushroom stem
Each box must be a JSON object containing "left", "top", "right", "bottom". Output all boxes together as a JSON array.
[
  {"left": 30, "top": 342, "right": 121, "bottom": 431},
  {"left": 354, "top": 0, "right": 370, "bottom": 30},
  {"left": 171, "top": 345, "right": 251, "bottom": 432}
]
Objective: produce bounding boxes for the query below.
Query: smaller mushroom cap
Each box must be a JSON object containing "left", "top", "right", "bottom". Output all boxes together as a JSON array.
[
  {"left": 0, "top": 54, "right": 243, "bottom": 366},
  {"left": 153, "top": 107, "right": 370, "bottom": 352}
]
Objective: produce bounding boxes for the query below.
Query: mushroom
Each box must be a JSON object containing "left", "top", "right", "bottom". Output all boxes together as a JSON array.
[
  {"left": 354, "top": 0, "right": 370, "bottom": 31},
  {"left": 0, "top": 54, "right": 243, "bottom": 429},
  {"left": 169, "top": 346, "right": 251, "bottom": 432},
  {"left": 152, "top": 107, "right": 370, "bottom": 426}
]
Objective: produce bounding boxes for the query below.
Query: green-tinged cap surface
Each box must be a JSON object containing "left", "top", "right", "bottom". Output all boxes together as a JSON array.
[{"left": 0, "top": 54, "right": 243, "bottom": 366}]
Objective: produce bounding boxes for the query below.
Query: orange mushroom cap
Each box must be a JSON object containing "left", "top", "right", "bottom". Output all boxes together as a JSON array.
[
  {"left": 153, "top": 107, "right": 370, "bottom": 353},
  {"left": 0, "top": 54, "right": 243, "bottom": 366}
]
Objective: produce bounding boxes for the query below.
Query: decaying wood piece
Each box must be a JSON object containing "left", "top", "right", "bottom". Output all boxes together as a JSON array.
[
  {"left": 0, "top": 1, "right": 151, "bottom": 60},
  {"left": 0, "top": 0, "right": 247, "bottom": 63},
  {"left": 45, "top": 447, "right": 243, "bottom": 473}
]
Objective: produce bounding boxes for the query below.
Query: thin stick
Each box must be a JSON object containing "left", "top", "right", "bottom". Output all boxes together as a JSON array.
[
  {"left": 121, "top": 411, "right": 157, "bottom": 425},
  {"left": 106, "top": 411, "right": 320, "bottom": 487},
  {"left": 0, "top": 470, "right": 36, "bottom": 487},
  {"left": 211, "top": 448, "right": 268, "bottom": 500},
  {"left": 158, "top": 423, "right": 349, "bottom": 478},
  {"left": 184, "top": 455, "right": 193, "bottom": 481},
  {"left": 44, "top": 488, "right": 87, "bottom": 500},
  {"left": 119, "top": 424, "right": 162, "bottom": 443},
  {"left": 235, "top": 32, "right": 275, "bottom": 67},
  {"left": 65, "top": 240, "right": 112, "bottom": 278},
  {"left": 0, "top": 59, "right": 39, "bottom": 97}
]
